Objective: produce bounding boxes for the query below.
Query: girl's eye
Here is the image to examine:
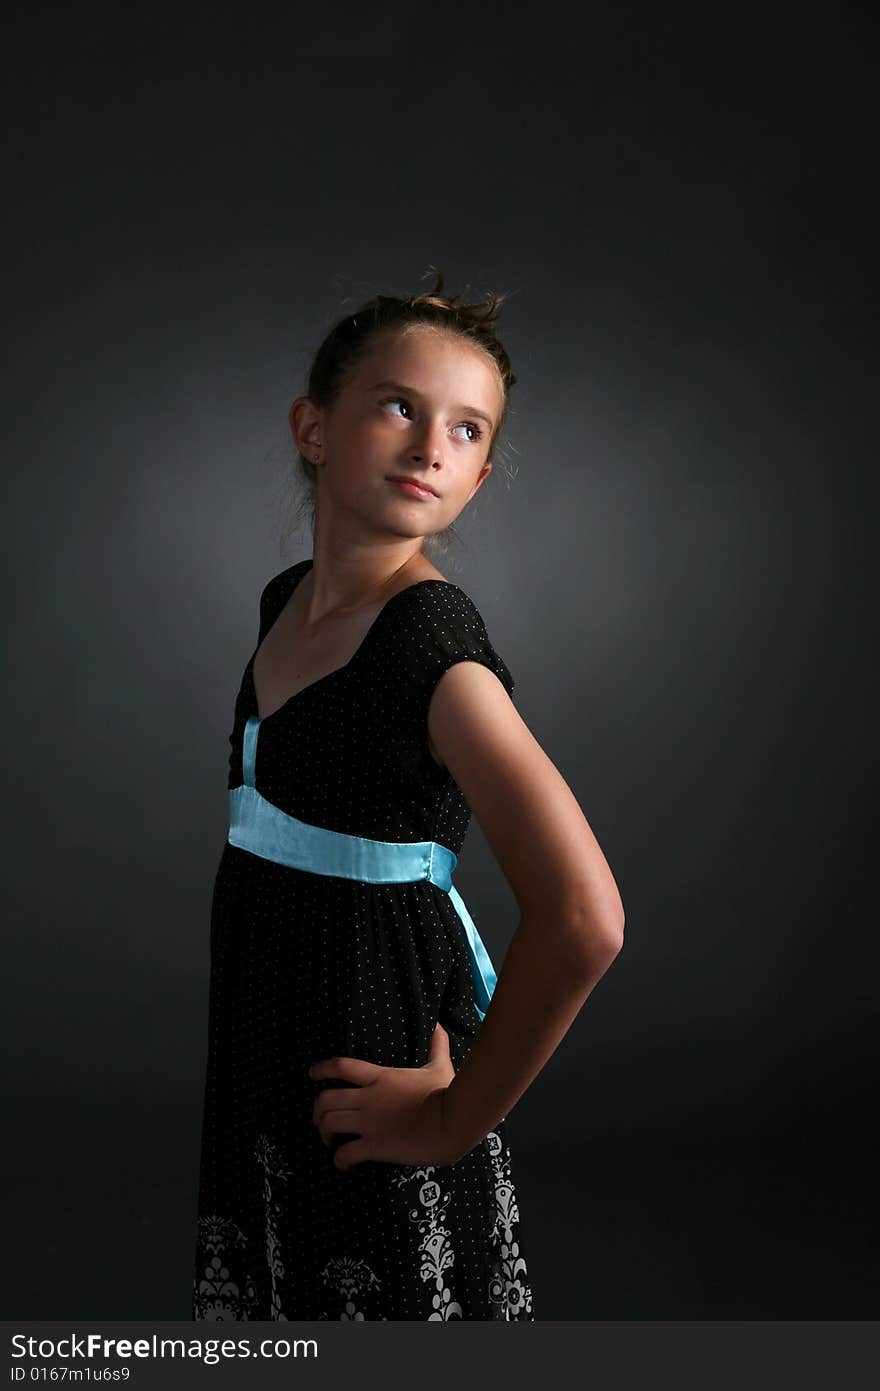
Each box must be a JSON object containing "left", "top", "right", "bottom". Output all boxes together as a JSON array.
[
  {"left": 453, "top": 421, "right": 484, "bottom": 444},
  {"left": 380, "top": 397, "right": 413, "bottom": 420},
  {"left": 380, "top": 398, "right": 483, "bottom": 443}
]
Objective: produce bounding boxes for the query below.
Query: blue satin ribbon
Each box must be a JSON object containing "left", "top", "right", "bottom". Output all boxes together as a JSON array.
[{"left": 227, "top": 715, "right": 497, "bottom": 1021}]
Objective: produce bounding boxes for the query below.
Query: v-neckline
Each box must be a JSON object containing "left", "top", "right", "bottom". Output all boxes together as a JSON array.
[{"left": 248, "top": 560, "right": 458, "bottom": 722}]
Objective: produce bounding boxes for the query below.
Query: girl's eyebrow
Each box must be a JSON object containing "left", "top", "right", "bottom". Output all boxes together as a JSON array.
[{"left": 367, "top": 379, "right": 495, "bottom": 431}]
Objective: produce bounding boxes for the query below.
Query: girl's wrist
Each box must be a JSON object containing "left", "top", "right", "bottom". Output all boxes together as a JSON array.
[{"left": 442, "top": 1077, "right": 495, "bottom": 1162}]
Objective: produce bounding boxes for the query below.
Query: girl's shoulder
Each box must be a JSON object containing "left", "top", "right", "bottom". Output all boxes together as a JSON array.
[
  {"left": 391, "top": 575, "right": 489, "bottom": 631},
  {"left": 375, "top": 577, "right": 515, "bottom": 700},
  {"left": 256, "top": 560, "right": 310, "bottom": 639}
]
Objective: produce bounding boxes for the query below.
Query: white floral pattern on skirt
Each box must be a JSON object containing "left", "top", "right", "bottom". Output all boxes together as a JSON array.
[{"left": 193, "top": 1126, "right": 533, "bottom": 1320}]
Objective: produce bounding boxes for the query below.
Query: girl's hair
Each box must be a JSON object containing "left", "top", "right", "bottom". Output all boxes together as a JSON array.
[{"left": 282, "top": 268, "right": 518, "bottom": 563}]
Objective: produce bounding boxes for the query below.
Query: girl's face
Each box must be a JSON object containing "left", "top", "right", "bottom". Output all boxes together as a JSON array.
[{"left": 294, "top": 326, "right": 501, "bottom": 545}]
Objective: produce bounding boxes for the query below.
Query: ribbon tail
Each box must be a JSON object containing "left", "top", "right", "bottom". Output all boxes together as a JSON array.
[{"left": 446, "top": 882, "right": 498, "bottom": 1023}]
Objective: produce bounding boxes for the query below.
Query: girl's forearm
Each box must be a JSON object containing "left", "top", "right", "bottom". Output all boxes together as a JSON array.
[{"left": 443, "top": 912, "right": 622, "bottom": 1159}]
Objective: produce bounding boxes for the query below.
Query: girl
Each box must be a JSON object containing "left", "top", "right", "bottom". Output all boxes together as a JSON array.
[{"left": 192, "top": 271, "right": 625, "bottom": 1322}]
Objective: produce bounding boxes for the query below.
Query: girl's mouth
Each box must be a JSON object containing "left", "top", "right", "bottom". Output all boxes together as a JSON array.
[{"left": 387, "top": 478, "right": 437, "bottom": 500}]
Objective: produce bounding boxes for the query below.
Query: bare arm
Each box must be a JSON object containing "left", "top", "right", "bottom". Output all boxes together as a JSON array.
[{"left": 427, "top": 659, "right": 625, "bottom": 1158}]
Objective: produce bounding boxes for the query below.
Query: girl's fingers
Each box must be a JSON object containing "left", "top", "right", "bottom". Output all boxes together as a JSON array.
[
  {"left": 312, "top": 1087, "right": 364, "bottom": 1124},
  {"left": 316, "top": 1109, "right": 366, "bottom": 1144},
  {"left": 334, "top": 1139, "right": 370, "bottom": 1171},
  {"left": 309, "top": 1056, "right": 378, "bottom": 1084}
]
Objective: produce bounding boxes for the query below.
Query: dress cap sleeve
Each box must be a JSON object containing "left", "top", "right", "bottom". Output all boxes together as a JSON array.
[{"left": 397, "top": 582, "right": 515, "bottom": 709}]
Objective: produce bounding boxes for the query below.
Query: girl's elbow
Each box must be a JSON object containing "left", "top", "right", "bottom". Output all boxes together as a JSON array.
[
  {"left": 517, "top": 870, "right": 624, "bottom": 967},
  {"left": 578, "top": 898, "right": 625, "bottom": 971},
  {"left": 607, "top": 899, "right": 626, "bottom": 956},
  {"left": 606, "top": 913, "right": 625, "bottom": 960},
  {"left": 588, "top": 919, "right": 624, "bottom": 970},
  {"left": 573, "top": 885, "right": 625, "bottom": 965}
]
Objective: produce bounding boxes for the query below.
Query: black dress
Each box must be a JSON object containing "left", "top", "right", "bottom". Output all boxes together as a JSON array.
[{"left": 192, "top": 559, "right": 535, "bottom": 1321}]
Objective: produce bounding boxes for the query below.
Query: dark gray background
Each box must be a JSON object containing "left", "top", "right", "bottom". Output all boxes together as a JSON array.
[{"left": 3, "top": 1, "right": 875, "bottom": 1318}]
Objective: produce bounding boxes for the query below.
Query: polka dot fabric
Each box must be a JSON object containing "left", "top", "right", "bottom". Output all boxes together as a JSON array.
[{"left": 192, "top": 559, "right": 535, "bottom": 1321}]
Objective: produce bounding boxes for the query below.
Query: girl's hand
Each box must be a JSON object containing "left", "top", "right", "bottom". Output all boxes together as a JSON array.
[{"left": 309, "top": 1022, "right": 463, "bottom": 1170}]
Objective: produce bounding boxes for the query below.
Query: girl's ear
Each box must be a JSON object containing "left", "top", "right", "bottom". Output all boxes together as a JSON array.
[
  {"left": 467, "top": 461, "right": 493, "bottom": 502},
  {"left": 290, "top": 395, "right": 323, "bottom": 457}
]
